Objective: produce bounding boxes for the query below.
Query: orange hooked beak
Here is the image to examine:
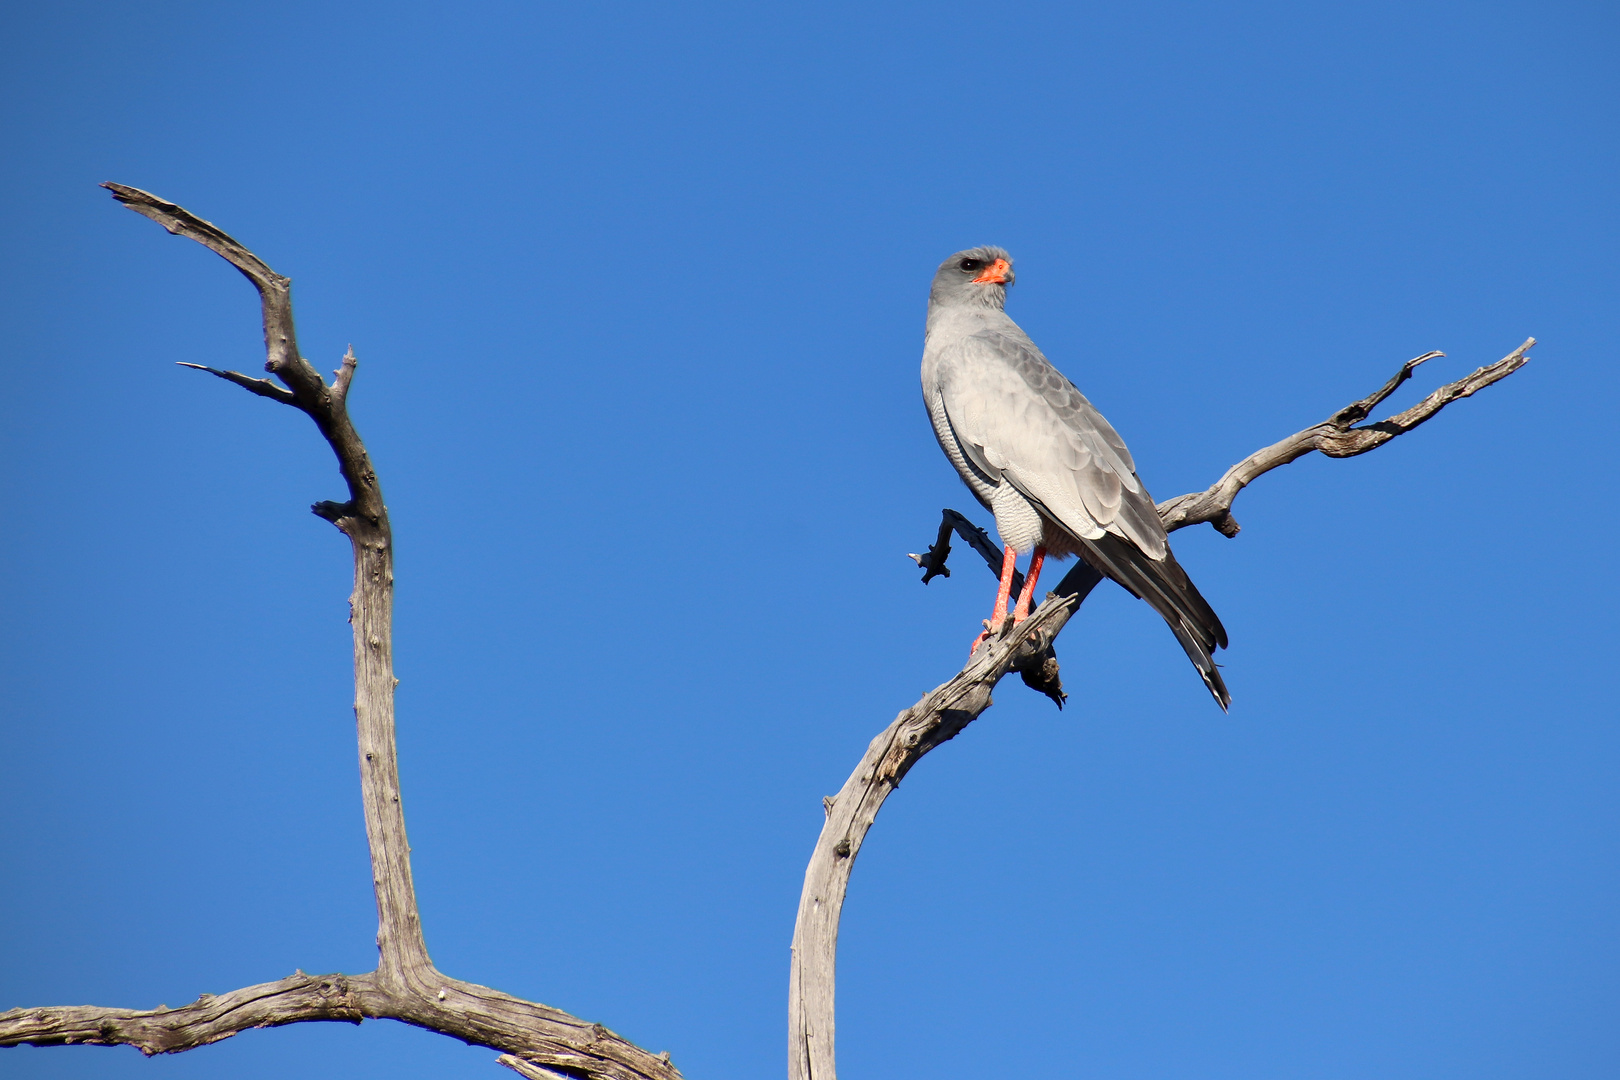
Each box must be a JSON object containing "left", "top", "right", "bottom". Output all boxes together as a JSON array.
[{"left": 971, "top": 257, "right": 1011, "bottom": 284}]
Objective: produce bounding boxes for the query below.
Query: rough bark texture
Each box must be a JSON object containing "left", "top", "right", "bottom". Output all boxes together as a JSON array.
[
  {"left": 787, "top": 598, "right": 1083, "bottom": 1080},
  {"left": 788, "top": 341, "right": 1535, "bottom": 1080},
  {"left": 1156, "top": 342, "right": 1535, "bottom": 536},
  {"left": 0, "top": 185, "right": 679, "bottom": 1080}
]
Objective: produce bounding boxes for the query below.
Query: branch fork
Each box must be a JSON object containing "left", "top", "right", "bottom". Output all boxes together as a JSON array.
[
  {"left": 0, "top": 185, "right": 680, "bottom": 1080},
  {"left": 1155, "top": 341, "right": 1533, "bottom": 537}
]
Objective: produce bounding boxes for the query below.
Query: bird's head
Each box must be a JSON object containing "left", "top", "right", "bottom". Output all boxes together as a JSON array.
[{"left": 930, "top": 246, "right": 1015, "bottom": 310}]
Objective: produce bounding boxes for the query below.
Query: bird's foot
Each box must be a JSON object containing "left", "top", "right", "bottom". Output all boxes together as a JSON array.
[{"left": 969, "top": 614, "right": 1011, "bottom": 656}]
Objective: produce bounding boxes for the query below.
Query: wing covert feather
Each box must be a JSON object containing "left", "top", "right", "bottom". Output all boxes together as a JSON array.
[{"left": 935, "top": 329, "right": 1168, "bottom": 558}]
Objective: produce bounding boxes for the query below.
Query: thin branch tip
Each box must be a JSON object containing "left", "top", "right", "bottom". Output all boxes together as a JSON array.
[
  {"left": 174, "top": 361, "right": 297, "bottom": 405},
  {"left": 1149, "top": 338, "right": 1533, "bottom": 534}
]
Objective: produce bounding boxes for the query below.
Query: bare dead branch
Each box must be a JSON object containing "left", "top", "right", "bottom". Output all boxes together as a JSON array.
[
  {"left": 0, "top": 970, "right": 676, "bottom": 1080},
  {"left": 0, "top": 972, "right": 365, "bottom": 1054},
  {"left": 796, "top": 338, "right": 1537, "bottom": 1080},
  {"left": 909, "top": 508, "right": 1028, "bottom": 598},
  {"left": 101, "top": 183, "right": 327, "bottom": 405},
  {"left": 175, "top": 362, "right": 298, "bottom": 404},
  {"left": 906, "top": 512, "right": 956, "bottom": 582},
  {"left": 1328, "top": 350, "right": 1442, "bottom": 424},
  {"left": 1, "top": 186, "right": 679, "bottom": 1080},
  {"left": 1156, "top": 339, "right": 1534, "bottom": 536},
  {"left": 101, "top": 183, "right": 282, "bottom": 292},
  {"left": 789, "top": 596, "right": 1081, "bottom": 1080}
]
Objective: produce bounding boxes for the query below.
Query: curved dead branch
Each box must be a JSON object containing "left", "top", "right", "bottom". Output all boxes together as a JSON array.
[
  {"left": 0, "top": 969, "right": 669, "bottom": 1080},
  {"left": 1157, "top": 341, "right": 1534, "bottom": 536},
  {"left": 790, "top": 339, "right": 1536, "bottom": 1080},
  {"left": 0, "top": 185, "right": 679, "bottom": 1080},
  {"left": 788, "top": 597, "right": 1082, "bottom": 1080}
]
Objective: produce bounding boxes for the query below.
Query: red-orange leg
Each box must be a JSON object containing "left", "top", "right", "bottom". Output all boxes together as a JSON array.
[
  {"left": 1012, "top": 545, "right": 1047, "bottom": 623},
  {"left": 970, "top": 544, "right": 1022, "bottom": 654}
]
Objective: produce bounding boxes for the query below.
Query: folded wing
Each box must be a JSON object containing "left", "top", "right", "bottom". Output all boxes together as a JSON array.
[
  {"left": 936, "top": 327, "right": 1230, "bottom": 707},
  {"left": 935, "top": 328, "right": 1168, "bottom": 558}
]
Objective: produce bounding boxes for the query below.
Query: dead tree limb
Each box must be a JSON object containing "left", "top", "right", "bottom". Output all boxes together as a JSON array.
[
  {"left": 1156, "top": 341, "right": 1534, "bottom": 536},
  {"left": 0, "top": 185, "right": 681, "bottom": 1080},
  {"left": 788, "top": 339, "right": 1535, "bottom": 1080}
]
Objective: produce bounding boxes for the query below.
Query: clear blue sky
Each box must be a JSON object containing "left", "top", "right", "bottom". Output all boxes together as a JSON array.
[{"left": 2, "top": 2, "right": 1616, "bottom": 1078}]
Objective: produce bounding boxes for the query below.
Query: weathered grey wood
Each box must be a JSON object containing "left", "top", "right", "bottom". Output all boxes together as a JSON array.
[
  {"left": 0, "top": 185, "right": 679, "bottom": 1080},
  {"left": 788, "top": 340, "right": 1535, "bottom": 1080},
  {"left": 788, "top": 598, "right": 1082, "bottom": 1080},
  {"left": 1156, "top": 342, "right": 1534, "bottom": 536},
  {"left": 502, "top": 1053, "right": 587, "bottom": 1080},
  {"left": 0, "top": 970, "right": 666, "bottom": 1079}
]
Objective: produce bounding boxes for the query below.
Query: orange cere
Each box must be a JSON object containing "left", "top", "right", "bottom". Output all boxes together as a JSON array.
[{"left": 972, "top": 257, "right": 1011, "bottom": 284}]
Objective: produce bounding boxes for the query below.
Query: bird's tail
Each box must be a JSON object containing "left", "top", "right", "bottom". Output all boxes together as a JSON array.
[{"left": 1079, "top": 533, "right": 1230, "bottom": 711}]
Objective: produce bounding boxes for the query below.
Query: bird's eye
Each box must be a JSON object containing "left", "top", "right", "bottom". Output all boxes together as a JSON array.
[{"left": 960, "top": 259, "right": 981, "bottom": 272}]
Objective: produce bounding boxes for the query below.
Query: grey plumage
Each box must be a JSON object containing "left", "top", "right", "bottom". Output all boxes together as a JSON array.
[{"left": 921, "top": 246, "right": 1230, "bottom": 709}]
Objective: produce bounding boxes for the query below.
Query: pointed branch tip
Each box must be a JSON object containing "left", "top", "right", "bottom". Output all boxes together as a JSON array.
[
  {"left": 176, "top": 362, "right": 296, "bottom": 405},
  {"left": 1151, "top": 338, "right": 1533, "bottom": 534}
]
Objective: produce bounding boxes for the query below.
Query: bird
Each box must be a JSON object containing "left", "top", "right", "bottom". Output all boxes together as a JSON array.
[{"left": 920, "top": 246, "right": 1230, "bottom": 709}]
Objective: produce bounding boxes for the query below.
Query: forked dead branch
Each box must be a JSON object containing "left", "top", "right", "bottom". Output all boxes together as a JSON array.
[
  {"left": 0, "top": 186, "right": 1532, "bottom": 1080},
  {"left": 788, "top": 336, "right": 1533, "bottom": 1080},
  {"left": 0, "top": 185, "right": 681, "bottom": 1080}
]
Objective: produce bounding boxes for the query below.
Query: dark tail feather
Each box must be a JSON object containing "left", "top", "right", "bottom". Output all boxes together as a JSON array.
[
  {"left": 1078, "top": 533, "right": 1231, "bottom": 711},
  {"left": 1164, "top": 613, "right": 1231, "bottom": 712}
]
